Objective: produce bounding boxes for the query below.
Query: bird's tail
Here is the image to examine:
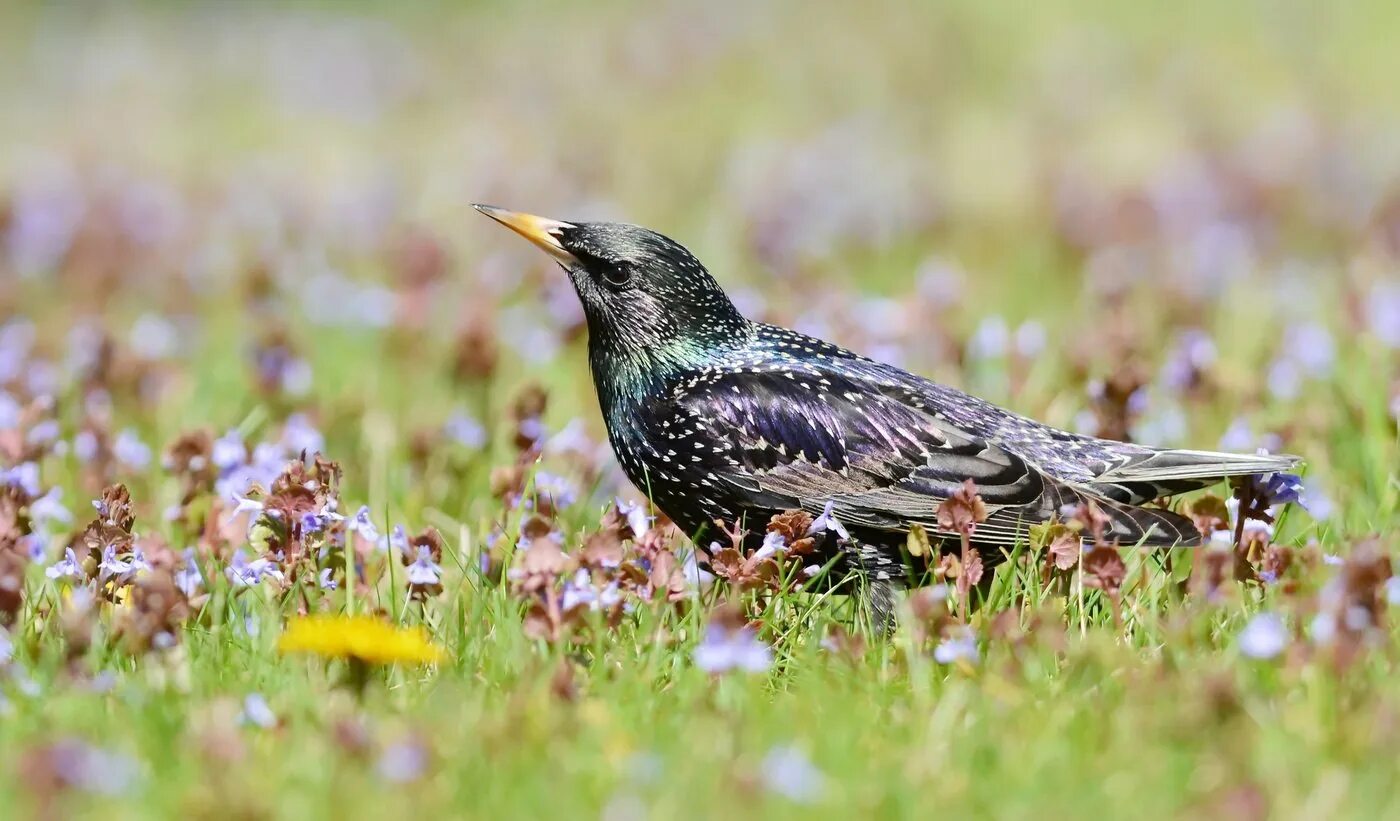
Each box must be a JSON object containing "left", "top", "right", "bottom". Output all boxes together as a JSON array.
[{"left": 1088, "top": 449, "right": 1302, "bottom": 506}]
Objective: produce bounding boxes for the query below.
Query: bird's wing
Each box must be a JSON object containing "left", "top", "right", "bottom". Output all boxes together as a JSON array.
[{"left": 667, "top": 366, "right": 1072, "bottom": 547}]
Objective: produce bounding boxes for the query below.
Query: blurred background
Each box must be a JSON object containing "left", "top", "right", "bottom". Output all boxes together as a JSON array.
[{"left": 1, "top": 0, "right": 1398, "bottom": 521}]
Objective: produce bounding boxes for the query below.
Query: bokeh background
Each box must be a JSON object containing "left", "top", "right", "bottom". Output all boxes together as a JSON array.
[
  {"left": 4, "top": 3, "right": 1400, "bottom": 815},
  {"left": 2, "top": 0, "right": 1399, "bottom": 516}
]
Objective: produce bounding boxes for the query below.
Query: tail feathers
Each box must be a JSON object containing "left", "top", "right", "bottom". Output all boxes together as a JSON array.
[
  {"left": 1089, "top": 449, "right": 1302, "bottom": 505},
  {"left": 1097, "top": 499, "right": 1202, "bottom": 547}
]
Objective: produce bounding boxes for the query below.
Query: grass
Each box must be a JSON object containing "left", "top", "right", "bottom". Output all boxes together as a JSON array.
[{"left": 1, "top": 1, "right": 1400, "bottom": 818}]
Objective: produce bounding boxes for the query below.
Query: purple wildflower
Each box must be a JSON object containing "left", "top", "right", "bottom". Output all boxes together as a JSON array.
[
  {"left": 1266, "top": 358, "right": 1301, "bottom": 400},
  {"left": 967, "top": 315, "right": 1008, "bottom": 360},
  {"left": 211, "top": 430, "right": 246, "bottom": 471},
  {"left": 280, "top": 413, "right": 324, "bottom": 456},
  {"left": 1159, "top": 329, "right": 1217, "bottom": 391},
  {"left": 406, "top": 546, "right": 442, "bottom": 588},
  {"left": 240, "top": 694, "right": 278, "bottom": 729},
  {"left": 1282, "top": 322, "right": 1335, "bottom": 377},
  {"left": 753, "top": 530, "right": 787, "bottom": 561},
  {"left": 1218, "top": 418, "right": 1255, "bottom": 452},
  {"left": 173, "top": 550, "right": 203, "bottom": 597},
  {"left": 0, "top": 390, "right": 18, "bottom": 428},
  {"left": 0, "top": 462, "right": 40, "bottom": 497},
  {"left": 807, "top": 501, "right": 849, "bottom": 541},
  {"left": 1256, "top": 472, "right": 1304, "bottom": 506},
  {"left": 347, "top": 505, "right": 378, "bottom": 542},
  {"left": 1238, "top": 612, "right": 1288, "bottom": 660},
  {"left": 73, "top": 430, "right": 99, "bottom": 463},
  {"left": 42, "top": 739, "right": 138, "bottom": 795},
  {"left": 318, "top": 568, "right": 337, "bottom": 591},
  {"left": 761, "top": 745, "right": 826, "bottom": 804},
  {"left": 26, "top": 419, "right": 60, "bottom": 447},
  {"left": 23, "top": 534, "right": 45, "bottom": 562},
  {"left": 45, "top": 547, "right": 82, "bottom": 581},
  {"left": 29, "top": 487, "right": 72, "bottom": 534},
  {"left": 444, "top": 413, "right": 486, "bottom": 449},
  {"left": 97, "top": 545, "right": 133, "bottom": 584},
  {"left": 377, "top": 738, "right": 429, "bottom": 783},
  {"left": 616, "top": 498, "right": 653, "bottom": 540},
  {"left": 1014, "top": 320, "right": 1046, "bottom": 359},
  {"left": 226, "top": 549, "right": 284, "bottom": 587},
  {"left": 112, "top": 429, "right": 151, "bottom": 471},
  {"left": 693, "top": 623, "right": 771, "bottom": 674},
  {"left": 1367, "top": 282, "right": 1400, "bottom": 348},
  {"left": 933, "top": 631, "right": 979, "bottom": 665},
  {"left": 532, "top": 471, "right": 577, "bottom": 509}
]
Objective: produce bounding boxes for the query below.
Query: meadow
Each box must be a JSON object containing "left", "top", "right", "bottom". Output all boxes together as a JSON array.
[{"left": 1, "top": 2, "right": 1399, "bottom": 818}]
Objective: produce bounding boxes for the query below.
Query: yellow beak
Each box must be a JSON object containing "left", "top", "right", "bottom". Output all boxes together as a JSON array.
[{"left": 473, "top": 204, "right": 578, "bottom": 265}]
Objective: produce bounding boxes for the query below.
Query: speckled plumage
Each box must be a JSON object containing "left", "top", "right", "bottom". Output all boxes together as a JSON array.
[{"left": 478, "top": 209, "right": 1301, "bottom": 590}]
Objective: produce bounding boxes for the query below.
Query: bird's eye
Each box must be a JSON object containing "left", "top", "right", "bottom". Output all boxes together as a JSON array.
[{"left": 599, "top": 261, "right": 633, "bottom": 288}]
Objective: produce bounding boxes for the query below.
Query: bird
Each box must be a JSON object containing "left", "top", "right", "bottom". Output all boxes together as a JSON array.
[{"left": 474, "top": 205, "right": 1301, "bottom": 612}]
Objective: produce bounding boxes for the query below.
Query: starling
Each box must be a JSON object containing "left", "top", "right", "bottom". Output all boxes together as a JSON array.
[{"left": 475, "top": 206, "right": 1300, "bottom": 603}]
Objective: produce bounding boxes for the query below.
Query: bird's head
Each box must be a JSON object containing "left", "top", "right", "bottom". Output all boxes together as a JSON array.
[{"left": 474, "top": 206, "right": 749, "bottom": 372}]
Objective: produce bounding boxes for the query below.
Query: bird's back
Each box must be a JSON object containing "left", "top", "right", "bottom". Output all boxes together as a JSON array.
[{"left": 604, "top": 323, "right": 1296, "bottom": 560}]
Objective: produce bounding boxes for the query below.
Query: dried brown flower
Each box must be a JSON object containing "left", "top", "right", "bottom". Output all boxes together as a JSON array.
[
  {"left": 936, "top": 480, "right": 988, "bottom": 536},
  {"left": 1187, "top": 495, "right": 1231, "bottom": 540},
  {"left": 1082, "top": 544, "right": 1127, "bottom": 596},
  {"left": 116, "top": 568, "right": 191, "bottom": 653}
]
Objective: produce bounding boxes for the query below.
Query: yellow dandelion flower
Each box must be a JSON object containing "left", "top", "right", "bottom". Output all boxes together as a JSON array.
[{"left": 277, "top": 615, "right": 445, "bottom": 666}]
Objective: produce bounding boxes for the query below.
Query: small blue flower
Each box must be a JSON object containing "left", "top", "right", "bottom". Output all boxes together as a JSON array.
[
  {"left": 24, "top": 534, "right": 46, "bottom": 563},
  {"left": 29, "top": 486, "right": 72, "bottom": 534},
  {"left": 211, "top": 430, "right": 246, "bottom": 471},
  {"left": 226, "top": 549, "right": 284, "bottom": 587},
  {"left": 0, "top": 390, "right": 19, "bottom": 429},
  {"left": 967, "top": 315, "right": 1008, "bottom": 360},
  {"left": 444, "top": 413, "right": 486, "bottom": 449},
  {"left": 318, "top": 567, "right": 337, "bottom": 591},
  {"left": 807, "top": 501, "right": 849, "bottom": 541},
  {"left": 406, "top": 546, "right": 442, "bottom": 589},
  {"left": 934, "top": 632, "right": 979, "bottom": 665},
  {"left": 694, "top": 623, "right": 771, "bottom": 674},
  {"left": 1367, "top": 282, "right": 1400, "bottom": 349},
  {"left": 129, "top": 546, "right": 152, "bottom": 576},
  {"left": 1266, "top": 357, "right": 1301, "bottom": 400},
  {"left": 240, "top": 693, "right": 277, "bottom": 729},
  {"left": 97, "top": 545, "right": 133, "bottom": 583},
  {"left": 45, "top": 547, "right": 83, "bottom": 581},
  {"left": 347, "top": 505, "right": 379, "bottom": 542},
  {"left": 1239, "top": 612, "right": 1288, "bottom": 660},
  {"left": 26, "top": 419, "right": 61, "bottom": 447},
  {"left": 73, "top": 430, "right": 99, "bottom": 464},
  {"left": 532, "top": 471, "right": 577, "bottom": 509},
  {"left": 377, "top": 738, "right": 429, "bottom": 783},
  {"left": 173, "top": 550, "right": 203, "bottom": 598},
  {"left": 1159, "top": 329, "right": 1217, "bottom": 391},
  {"left": 1258, "top": 472, "right": 1304, "bottom": 507},
  {"left": 280, "top": 413, "right": 323, "bottom": 456},
  {"left": 0, "top": 462, "right": 40, "bottom": 497},
  {"left": 44, "top": 739, "right": 138, "bottom": 795},
  {"left": 1297, "top": 480, "right": 1333, "bottom": 520},
  {"left": 761, "top": 745, "right": 826, "bottom": 804},
  {"left": 753, "top": 530, "right": 787, "bottom": 561},
  {"left": 1282, "top": 322, "right": 1335, "bottom": 378},
  {"left": 1218, "top": 418, "right": 1255, "bottom": 452},
  {"left": 230, "top": 494, "right": 264, "bottom": 518},
  {"left": 616, "top": 498, "right": 654, "bottom": 540},
  {"left": 112, "top": 429, "right": 151, "bottom": 471}
]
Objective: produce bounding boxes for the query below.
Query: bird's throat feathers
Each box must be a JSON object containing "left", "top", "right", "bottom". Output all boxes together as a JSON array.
[{"left": 588, "top": 320, "right": 750, "bottom": 427}]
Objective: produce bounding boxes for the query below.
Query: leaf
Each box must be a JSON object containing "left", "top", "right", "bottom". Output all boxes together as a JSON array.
[{"left": 906, "top": 523, "right": 931, "bottom": 558}]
